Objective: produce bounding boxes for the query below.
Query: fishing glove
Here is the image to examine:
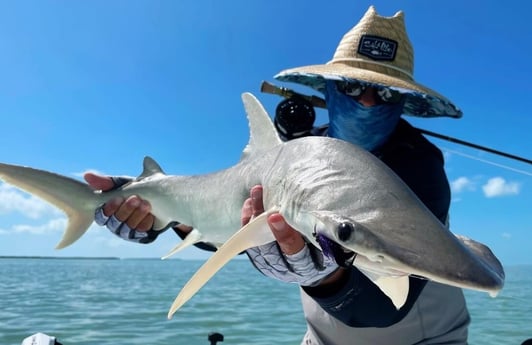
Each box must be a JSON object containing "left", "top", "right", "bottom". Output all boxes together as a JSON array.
[
  {"left": 94, "top": 176, "right": 167, "bottom": 244},
  {"left": 246, "top": 241, "right": 339, "bottom": 287}
]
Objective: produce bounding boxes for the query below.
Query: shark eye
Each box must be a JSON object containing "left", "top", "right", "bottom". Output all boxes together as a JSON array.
[{"left": 338, "top": 222, "right": 354, "bottom": 242}]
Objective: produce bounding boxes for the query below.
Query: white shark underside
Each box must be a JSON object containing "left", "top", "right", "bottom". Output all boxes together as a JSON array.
[{"left": 0, "top": 93, "right": 504, "bottom": 319}]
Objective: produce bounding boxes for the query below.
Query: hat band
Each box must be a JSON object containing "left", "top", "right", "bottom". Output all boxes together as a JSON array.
[{"left": 327, "top": 57, "right": 414, "bottom": 81}]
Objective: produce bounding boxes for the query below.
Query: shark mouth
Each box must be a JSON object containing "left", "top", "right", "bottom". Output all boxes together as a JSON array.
[{"left": 315, "top": 233, "right": 357, "bottom": 268}]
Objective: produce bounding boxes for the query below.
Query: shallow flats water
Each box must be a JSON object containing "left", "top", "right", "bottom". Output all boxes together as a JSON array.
[{"left": 0, "top": 258, "right": 529, "bottom": 345}]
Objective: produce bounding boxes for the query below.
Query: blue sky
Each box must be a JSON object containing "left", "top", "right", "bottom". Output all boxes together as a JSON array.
[{"left": 0, "top": 1, "right": 530, "bottom": 264}]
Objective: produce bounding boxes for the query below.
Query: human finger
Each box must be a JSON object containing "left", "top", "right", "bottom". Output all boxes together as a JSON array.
[
  {"left": 122, "top": 199, "right": 153, "bottom": 230},
  {"left": 136, "top": 214, "right": 156, "bottom": 232},
  {"left": 84, "top": 172, "right": 115, "bottom": 191},
  {"left": 267, "top": 213, "right": 305, "bottom": 255},
  {"left": 241, "top": 198, "right": 253, "bottom": 226},
  {"left": 113, "top": 195, "right": 151, "bottom": 225},
  {"left": 101, "top": 196, "right": 125, "bottom": 217},
  {"left": 250, "top": 185, "right": 264, "bottom": 217}
]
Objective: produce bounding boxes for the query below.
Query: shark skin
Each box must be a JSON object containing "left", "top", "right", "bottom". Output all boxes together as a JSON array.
[{"left": 0, "top": 93, "right": 504, "bottom": 320}]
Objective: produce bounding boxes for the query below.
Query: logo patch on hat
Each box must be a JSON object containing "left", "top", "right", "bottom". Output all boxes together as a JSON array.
[{"left": 358, "top": 35, "right": 397, "bottom": 61}]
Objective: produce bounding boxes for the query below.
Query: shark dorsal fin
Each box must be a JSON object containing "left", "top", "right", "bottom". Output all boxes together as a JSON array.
[
  {"left": 140, "top": 156, "right": 165, "bottom": 179},
  {"left": 240, "top": 92, "right": 282, "bottom": 160}
]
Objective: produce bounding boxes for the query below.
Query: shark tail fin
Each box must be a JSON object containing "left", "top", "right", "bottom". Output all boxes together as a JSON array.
[
  {"left": 161, "top": 229, "right": 203, "bottom": 260},
  {"left": 55, "top": 212, "right": 95, "bottom": 249},
  {"left": 240, "top": 92, "right": 282, "bottom": 161},
  {"left": 0, "top": 163, "right": 100, "bottom": 249}
]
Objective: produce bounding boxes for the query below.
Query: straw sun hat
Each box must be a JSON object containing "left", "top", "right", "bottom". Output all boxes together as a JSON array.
[{"left": 275, "top": 6, "right": 462, "bottom": 118}]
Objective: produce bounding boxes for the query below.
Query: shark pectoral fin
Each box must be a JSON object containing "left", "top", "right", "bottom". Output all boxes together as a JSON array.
[
  {"left": 167, "top": 212, "right": 275, "bottom": 319},
  {"left": 374, "top": 275, "right": 410, "bottom": 310},
  {"left": 357, "top": 267, "right": 410, "bottom": 310},
  {"left": 161, "top": 229, "right": 203, "bottom": 260},
  {"left": 55, "top": 213, "right": 95, "bottom": 249}
]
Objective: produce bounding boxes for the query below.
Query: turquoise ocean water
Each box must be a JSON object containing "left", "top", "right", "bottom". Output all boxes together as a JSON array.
[{"left": 0, "top": 258, "right": 530, "bottom": 345}]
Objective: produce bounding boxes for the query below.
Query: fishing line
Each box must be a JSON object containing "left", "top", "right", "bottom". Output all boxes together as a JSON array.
[
  {"left": 416, "top": 128, "right": 532, "bottom": 166},
  {"left": 441, "top": 147, "right": 532, "bottom": 177}
]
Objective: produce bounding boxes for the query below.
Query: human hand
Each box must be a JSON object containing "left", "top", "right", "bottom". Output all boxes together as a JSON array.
[
  {"left": 84, "top": 172, "right": 162, "bottom": 243},
  {"left": 243, "top": 185, "right": 340, "bottom": 286}
]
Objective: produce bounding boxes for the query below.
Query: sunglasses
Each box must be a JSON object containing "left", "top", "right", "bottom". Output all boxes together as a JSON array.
[{"left": 336, "top": 81, "right": 403, "bottom": 104}]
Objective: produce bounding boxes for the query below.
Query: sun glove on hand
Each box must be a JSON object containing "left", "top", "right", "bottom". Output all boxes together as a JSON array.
[
  {"left": 246, "top": 241, "right": 339, "bottom": 286},
  {"left": 94, "top": 176, "right": 168, "bottom": 244}
]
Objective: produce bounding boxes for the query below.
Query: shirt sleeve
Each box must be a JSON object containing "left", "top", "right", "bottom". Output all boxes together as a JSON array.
[{"left": 303, "top": 119, "right": 451, "bottom": 327}]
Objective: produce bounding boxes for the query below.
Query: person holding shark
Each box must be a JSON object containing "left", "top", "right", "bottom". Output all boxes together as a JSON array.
[{"left": 85, "top": 6, "right": 471, "bottom": 344}]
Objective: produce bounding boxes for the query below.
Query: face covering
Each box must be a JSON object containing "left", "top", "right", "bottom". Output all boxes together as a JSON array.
[{"left": 324, "top": 80, "right": 404, "bottom": 151}]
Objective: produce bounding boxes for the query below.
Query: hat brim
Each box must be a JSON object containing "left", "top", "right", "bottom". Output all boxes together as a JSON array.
[{"left": 275, "top": 64, "right": 462, "bottom": 118}]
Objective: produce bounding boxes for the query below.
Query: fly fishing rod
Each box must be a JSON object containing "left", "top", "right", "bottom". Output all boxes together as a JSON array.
[
  {"left": 261, "top": 80, "right": 327, "bottom": 108},
  {"left": 260, "top": 81, "right": 532, "bottom": 166}
]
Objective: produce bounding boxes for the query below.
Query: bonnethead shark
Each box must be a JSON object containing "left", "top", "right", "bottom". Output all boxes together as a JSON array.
[{"left": 0, "top": 93, "right": 504, "bottom": 319}]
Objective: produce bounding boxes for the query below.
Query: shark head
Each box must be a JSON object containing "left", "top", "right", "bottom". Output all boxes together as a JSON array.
[{"left": 310, "top": 209, "right": 504, "bottom": 301}]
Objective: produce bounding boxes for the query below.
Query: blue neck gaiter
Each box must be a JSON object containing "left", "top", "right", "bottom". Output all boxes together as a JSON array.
[{"left": 324, "top": 80, "right": 403, "bottom": 152}]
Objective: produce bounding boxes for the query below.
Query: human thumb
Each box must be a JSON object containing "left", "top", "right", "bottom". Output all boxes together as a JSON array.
[{"left": 83, "top": 172, "right": 115, "bottom": 191}]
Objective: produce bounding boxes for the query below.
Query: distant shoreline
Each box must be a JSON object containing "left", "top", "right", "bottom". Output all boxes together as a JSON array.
[
  {"left": 0, "top": 256, "right": 187, "bottom": 260},
  {"left": 0, "top": 256, "right": 121, "bottom": 260}
]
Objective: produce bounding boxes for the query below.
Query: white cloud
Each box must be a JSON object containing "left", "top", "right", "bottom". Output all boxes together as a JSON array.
[
  {"left": 450, "top": 177, "right": 475, "bottom": 193},
  {"left": 451, "top": 196, "right": 463, "bottom": 203},
  {"left": 482, "top": 177, "right": 521, "bottom": 198},
  {"left": 0, "top": 183, "right": 61, "bottom": 218},
  {"left": 9, "top": 217, "right": 67, "bottom": 235}
]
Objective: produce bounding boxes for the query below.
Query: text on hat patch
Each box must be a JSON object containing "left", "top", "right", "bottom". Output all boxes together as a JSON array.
[{"left": 358, "top": 35, "right": 397, "bottom": 61}]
